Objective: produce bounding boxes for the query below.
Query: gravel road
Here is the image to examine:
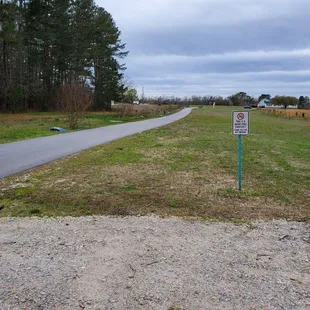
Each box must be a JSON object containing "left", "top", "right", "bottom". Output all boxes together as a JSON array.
[
  {"left": 0, "top": 108, "right": 192, "bottom": 178},
  {"left": 0, "top": 216, "right": 309, "bottom": 310}
]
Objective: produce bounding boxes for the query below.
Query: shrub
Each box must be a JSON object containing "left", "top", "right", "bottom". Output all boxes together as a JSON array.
[{"left": 57, "top": 84, "right": 93, "bottom": 129}]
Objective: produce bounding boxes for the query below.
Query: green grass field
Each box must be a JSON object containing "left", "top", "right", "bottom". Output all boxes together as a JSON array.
[
  {"left": 0, "top": 112, "right": 154, "bottom": 144},
  {"left": 1, "top": 106, "right": 309, "bottom": 221}
]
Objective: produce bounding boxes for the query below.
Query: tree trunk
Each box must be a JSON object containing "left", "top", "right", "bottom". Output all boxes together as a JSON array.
[{"left": 2, "top": 39, "right": 7, "bottom": 111}]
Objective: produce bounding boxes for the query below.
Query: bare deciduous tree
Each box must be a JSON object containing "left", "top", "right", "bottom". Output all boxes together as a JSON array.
[{"left": 57, "top": 84, "right": 93, "bottom": 129}]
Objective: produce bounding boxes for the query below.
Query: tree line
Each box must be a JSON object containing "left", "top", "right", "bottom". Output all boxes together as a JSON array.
[
  {"left": 140, "top": 95, "right": 230, "bottom": 106},
  {"left": 135, "top": 92, "right": 310, "bottom": 109},
  {"left": 0, "top": 0, "right": 127, "bottom": 112}
]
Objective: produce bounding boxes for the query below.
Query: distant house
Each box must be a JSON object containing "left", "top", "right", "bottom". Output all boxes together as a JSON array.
[{"left": 257, "top": 99, "right": 271, "bottom": 108}]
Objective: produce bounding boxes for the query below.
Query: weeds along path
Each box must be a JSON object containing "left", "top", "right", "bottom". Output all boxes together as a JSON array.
[{"left": 0, "top": 108, "right": 192, "bottom": 178}]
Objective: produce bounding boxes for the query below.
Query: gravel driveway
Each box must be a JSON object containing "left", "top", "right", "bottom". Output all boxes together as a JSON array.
[{"left": 0, "top": 216, "right": 309, "bottom": 310}]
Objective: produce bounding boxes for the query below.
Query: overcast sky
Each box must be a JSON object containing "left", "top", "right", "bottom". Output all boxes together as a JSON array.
[{"left": 96, "top": 0, "right": 310, "bottom": 98}]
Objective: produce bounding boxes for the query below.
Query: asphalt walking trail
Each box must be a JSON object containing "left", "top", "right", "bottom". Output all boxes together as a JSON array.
[{"left": 0, "top": 108, "right": 192, "bottom": 178}]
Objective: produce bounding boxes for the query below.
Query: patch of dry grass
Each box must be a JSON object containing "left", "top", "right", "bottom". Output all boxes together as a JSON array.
[
  {"left": 112, "top": 103, "right": 179, "bottom": 117},
  {"left": 262, "top": 108, "right": 310, "bottom": 119}
]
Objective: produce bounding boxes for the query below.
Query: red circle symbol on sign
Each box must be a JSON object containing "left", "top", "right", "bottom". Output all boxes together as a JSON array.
[{"left": 237, "top": 113, "right": 244, "bottom": 120}]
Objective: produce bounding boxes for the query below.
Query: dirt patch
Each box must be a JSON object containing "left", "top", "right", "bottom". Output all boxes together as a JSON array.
[{"left": 0, "top": 216, "right": 309, "bottom": 310}]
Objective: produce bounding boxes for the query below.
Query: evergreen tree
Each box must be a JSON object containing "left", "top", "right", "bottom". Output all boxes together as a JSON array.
[
  {"left": 0, "top": 0, "right": 128, "bottom": 112},
  {"left": 91, "top": 7, "right": 128, "bottom": 110}
]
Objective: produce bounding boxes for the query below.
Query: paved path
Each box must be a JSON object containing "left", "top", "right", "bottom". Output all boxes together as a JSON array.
[{"left": 0, "top": 108, "right": 192, "bottom": 178}]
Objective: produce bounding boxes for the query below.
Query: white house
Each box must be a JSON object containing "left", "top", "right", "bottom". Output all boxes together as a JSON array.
[{"left": 257, "top": 99, "right": 272, "bottom": 108}]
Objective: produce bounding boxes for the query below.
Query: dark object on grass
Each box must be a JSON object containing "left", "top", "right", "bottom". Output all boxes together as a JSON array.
[
  {"left": 49, "top": 127, "right": 66, "bottom": 132},
  {"left": 0, "top": 205, "right": 4, "bottom": 211},
  {"left": 244, "top": 105, "right": 252, "bottom": 109}
]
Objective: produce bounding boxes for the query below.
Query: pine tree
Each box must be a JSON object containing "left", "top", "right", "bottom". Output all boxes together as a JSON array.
[
  {"left": 0, "top": 0, "right": 128, "bottom": 112},
  {"left": 91, "top": 7, "right": 128, "bottom": 110}
]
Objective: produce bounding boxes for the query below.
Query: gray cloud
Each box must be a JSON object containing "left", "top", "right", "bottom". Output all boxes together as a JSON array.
[{"left": 97, "top": 0, "right": 310, "bottom": 97}]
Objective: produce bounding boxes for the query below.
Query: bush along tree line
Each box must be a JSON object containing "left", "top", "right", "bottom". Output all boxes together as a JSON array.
[{"left": 0, "top": 0, "right": 128, "bottom": 113}]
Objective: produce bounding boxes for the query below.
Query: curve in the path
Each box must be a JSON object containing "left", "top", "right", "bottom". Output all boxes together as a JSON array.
[{"left": 0, "top": 108, "right": 192, "bottom": 178}]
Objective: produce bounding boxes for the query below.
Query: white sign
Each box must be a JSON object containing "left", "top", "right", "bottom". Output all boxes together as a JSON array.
[{"left": 232, "top": 111, "right": 249, "bottom": 135}]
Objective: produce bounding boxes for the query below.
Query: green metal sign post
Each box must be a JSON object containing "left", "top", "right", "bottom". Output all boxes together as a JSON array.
[
  {"left": 232, "top": 111, "right": 249, "bottom": 191},
  {"left": 238, "top": 135, "right": 242, "bottom": 191}
]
